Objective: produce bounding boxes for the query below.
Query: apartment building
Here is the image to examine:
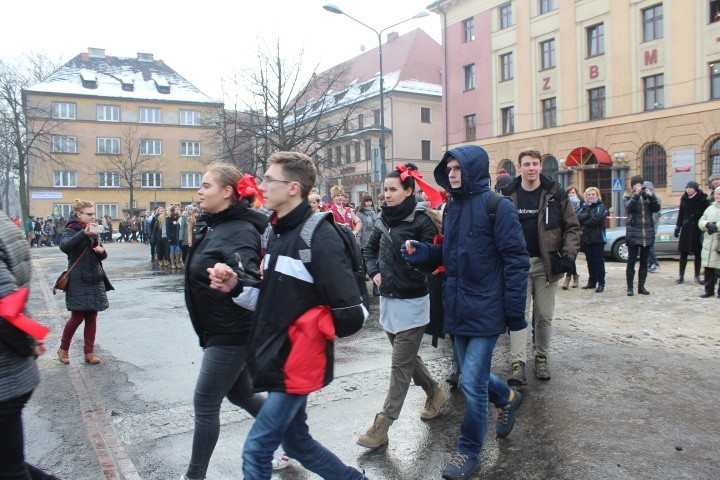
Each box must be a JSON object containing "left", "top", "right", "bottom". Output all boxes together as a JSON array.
[
  {"left": 24, "top": 48, "right": 222, "bottom": 219},
  {"left": 428, "top": 0, "right": 720, "bottom": 217}
]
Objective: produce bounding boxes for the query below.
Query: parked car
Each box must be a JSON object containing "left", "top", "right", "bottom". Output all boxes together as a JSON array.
[{"left": 604, "top": 207, "right": 683, "bottom": 262}]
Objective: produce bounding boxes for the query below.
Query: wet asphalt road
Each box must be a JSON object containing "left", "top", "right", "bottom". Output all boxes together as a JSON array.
[{"left": 22, "top": 243, "right": 720, "bottom": 480}]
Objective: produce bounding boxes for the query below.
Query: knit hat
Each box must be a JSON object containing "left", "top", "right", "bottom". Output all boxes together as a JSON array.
[
  {"left": 362, "top": 194, "right": 373, "bottom": 202},
  {"left": 330, "top": 185, "right": 344, "bottom": 198},
  {"left": 630, "top": 175, "right": 644, "bottom": 187},
  {"left": 643, "top": 181, "right": 654, "bottom": 190},
  {"left": 495, "top": 172, "right": 513, "bottom": 192},
  {"left": 686, "top": 181, "right": 700, "bottom": 191}
]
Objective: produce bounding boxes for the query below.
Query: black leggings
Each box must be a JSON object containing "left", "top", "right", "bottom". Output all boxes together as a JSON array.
[{"left": 679, "top": 250, "right": 701, "bottom": 277}]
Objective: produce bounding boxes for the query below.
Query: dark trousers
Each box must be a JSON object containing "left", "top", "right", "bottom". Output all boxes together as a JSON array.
[
  {"left": 582, "top": 243, "right": 606, "bottom": 287},
  {"left": 0, "top": 391, "right": 55, "bottom": 480},
  {"left": 679, "top": 250, "right": 701, "bottom": 277},
  {"left": 626, "top": 245, "right": 650, "bottom": 287},
  {"left": 704, "top": 267, "right": 718, "bottom": 295}
]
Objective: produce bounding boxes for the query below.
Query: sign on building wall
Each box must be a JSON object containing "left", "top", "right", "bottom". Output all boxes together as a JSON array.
[
  {"left": 671, "top": 150, "right": 695, "bottom": 192},
  {"left": 31, "top": 191, "right": 62, "bottom": 200}
]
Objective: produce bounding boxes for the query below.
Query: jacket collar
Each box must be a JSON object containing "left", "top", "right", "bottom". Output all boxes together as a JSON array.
[{"left": 271, "top": 201, "right": 312, "bottom": 235}]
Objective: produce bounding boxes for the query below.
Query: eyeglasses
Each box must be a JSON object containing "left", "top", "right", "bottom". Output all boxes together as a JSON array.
[
  {"left": 446, "top": 166, "right": 461, "bottom": 174},
  {"left": 79, "top": 211, "right": 96, "bottom": 216},
  {"left": 260, "top": 177, "right": 296, "bottom": 185}
]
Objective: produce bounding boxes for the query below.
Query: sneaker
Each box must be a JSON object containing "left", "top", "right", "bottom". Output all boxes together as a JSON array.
[
  {"left": 535, "top": 355, "right": 551, "bottom": 380},
  {"left": 507, "top": 361, "right": 527, "bottom": 386},
  {"left": 420, "top": 386, "right": 447, "bottom": 420},
  {"left": 496, "top": 388, "right": 523, "bottom": 438},
  {"left": 271, "top": 450, "right": 290, "bottom": 470},
  {"left": 441, "top": 452, "right": 480, "bottom": 480}
]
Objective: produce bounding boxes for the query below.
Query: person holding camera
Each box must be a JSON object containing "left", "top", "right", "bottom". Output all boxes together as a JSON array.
[
  {"left": 623, "top": 176, "right": 661, "bottom": 296},
  {"left": 57, "top": 199, "right": 113, "bottom": 365},
  {"left": 698, "top": 186, "right": 720, "bottom": 297}
]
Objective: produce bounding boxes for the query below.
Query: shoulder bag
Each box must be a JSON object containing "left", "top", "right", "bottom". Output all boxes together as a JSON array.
[{"left": 53, "top": 247, "right": 88, "bottom": 295}]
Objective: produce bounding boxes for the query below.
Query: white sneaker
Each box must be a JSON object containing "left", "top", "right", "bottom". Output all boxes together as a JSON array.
[{"left": 271, "top": 450, "right": 290, "bottom": 470}]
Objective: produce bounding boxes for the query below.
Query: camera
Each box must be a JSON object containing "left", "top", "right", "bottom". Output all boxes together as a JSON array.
[{"left": 88, "top": 224, "right": 102, "bottom": 233}]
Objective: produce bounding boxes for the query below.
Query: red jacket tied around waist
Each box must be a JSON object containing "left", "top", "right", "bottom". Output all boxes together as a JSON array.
[{"left": 284, "top": 305, "right": 336, "bottom": 394}]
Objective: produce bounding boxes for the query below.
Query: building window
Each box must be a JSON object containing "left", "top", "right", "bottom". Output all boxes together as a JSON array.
[
  {"left": 181, "top": 172, "right": 202, "bottom": 188},
  {"left": 463, "top": 17, "right": 475, "bottom": 42},
  {"left": 542, "top": 97, "right": 557, "bottom": 128},
  {"left": 140, "top": 139, "right": 162, "bottom": 156},
  {"left": 642, "top": 4, "right": 663, "bottom": 42},
  {"left": 96, "top": 204, "right": 118, "bottom": 219},
  {"left": 54, "top": 171, "right": 77, "bottom": 187},
  {"left": 710, "top": 63, "right": 720, "bottom": 99},
  {"left": 373, "top": 109, "right": 381, "bottom": 125},
  {"left": 464, "top": 114, "right": 477, "bottom": 141},
  {"left": 180, "top": 110, "right": 200, "bottom": 125},
  {"left": 97, "top": 137, "right": 120, "bottom": 155},
  {"left": 97, "top": 105, "right": 119, "bottom": 122},
  {"left": 335, "top": 145, "right": 343, "bottom": 164},
  {"left": 542, "top": 155, "right": 559, "bottom": 181},
  {"left": 712, "top": 0, "right": 720, "bottom": 23},
  {"left": 500, "top": 53, "right": 514, "bottom": 81},
  {"left": 499, "top": 159, "right": 516, "bottom": 176},
  {"left": 98, "top": 172, "right": 120, "bottom": 187},
  {"left": 501, "top": 107, "right": 514, "bottom": 135},
  {"left": 464, "top": 63, "right": 476, "bottom": 90},
  {"left": 327, "top": 148, "right": 334, "bottom": 165},
  {"left": 587, "top": 23, "right": 605, "bottom": 57},
  {"left": 139, "top": 107, "right": 162, "bottom": 124},
  {"left": 343, "top": 119, "right": 349, "bottom": 133},
  {"left": 499, "top": 3, "right": 513, "bottom": 29},
  {"left": 539, "top": 0, "right": 556, "bottom": 15},
  {"left": 354, "top": 142, "right": 361, "bottom": 162},
  {"left": 345, "top": 144, "right": 351, "bottom": 163},
  {"left": 588, "top": 87, "right": 606, "bottom": 120},
  {"left": 540, "top": 39, "right": 556, "bottom": 70},
  {"left": 357, "top": 114, "right": 364, "bottom": 129},
  {"left": 421, "top": 140, "right": 431, "bottom": 160},
  {"left": 180, "top": 141, "right": 201, "bottom": 156},
  {"left": 421, "top": 107, "right": 431, "bottom": 123},
  {"left": 52, "top": 136, "right": 77, "bottom": 153},
  {"left": 365, "top": 139, "right": 372, "bottom": 160},
  {"left": 708, "top": 137, "right": 720, "bottom": 173},
  {"left": 141, "top": 172, "right": 162, "bottom": 188},
  {"left": 642, "top": 143, "right": 667, "bottom": 188},
  {"left": 53, "top": 204, "right": 74, "bottom": 218},
  {"left": 52, "top": 102, "right": 76, "bottom": 120},
  {"left": 644, "top": 74, "right": 664, "bottom": 110}
]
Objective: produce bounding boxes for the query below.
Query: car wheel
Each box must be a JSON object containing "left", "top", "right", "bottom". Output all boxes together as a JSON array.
[{"left": 612, "top": 239, "right": 628, "bottom": 262}]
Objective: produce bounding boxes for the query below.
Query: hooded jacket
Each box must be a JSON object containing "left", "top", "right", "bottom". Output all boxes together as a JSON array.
[
  {"left": 623, "top": 189, "right": 661, "bottom": 247},
  {"left": 501, "top": 174, "right": 581, "bottom": 282},
  {"left": 427, "top": 145, "right": 529, "bottom": 336}
]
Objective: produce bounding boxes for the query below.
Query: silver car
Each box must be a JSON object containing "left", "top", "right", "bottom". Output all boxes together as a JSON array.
[{"left": 603, "top": 208, "right": 681, "bottom": 262}]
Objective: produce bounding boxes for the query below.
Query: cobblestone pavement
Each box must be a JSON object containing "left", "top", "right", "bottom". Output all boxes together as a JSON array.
[{"left": 22, "top": 244, "right": 720, "bottom": 479}]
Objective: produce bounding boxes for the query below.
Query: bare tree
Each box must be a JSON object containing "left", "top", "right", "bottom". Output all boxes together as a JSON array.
[{"left": 0, "top": 53, "right": 63, "bottom": 219}]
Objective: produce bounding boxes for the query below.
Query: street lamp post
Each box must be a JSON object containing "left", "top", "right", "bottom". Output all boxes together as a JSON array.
[{"left": 323, "top": 4, "right": 428, "bottom": 188}]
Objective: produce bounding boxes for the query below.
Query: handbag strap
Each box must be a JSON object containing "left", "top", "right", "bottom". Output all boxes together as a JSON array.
[{"left": 67, "top": 247, "right": 89, "bottom": 274}]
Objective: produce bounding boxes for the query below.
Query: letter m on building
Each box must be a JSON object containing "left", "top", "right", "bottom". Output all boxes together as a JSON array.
[{"left": 644, "top": 49, "right": 658, "bottom": 66}]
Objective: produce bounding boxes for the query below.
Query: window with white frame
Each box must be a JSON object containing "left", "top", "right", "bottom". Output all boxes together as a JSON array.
[
  {"left": 181, "top": 141, "right": 201, "bottom": 156},
  {"left": 181, "top": 172, "right": 202, "bottom": 188},
  {"left": 52, "top": 102, "right": 76, "bottom": 120},
  {"left": 140, "top": 139, "right": 162, "bottom": 155},
  {"left": 97, "top": 137, "right": 120, "bottom": 154},
  {"left": 54, "top": 171, "right": 77, "bottom": 187},
  {"left": 541, "top": 39, "right": 556, "bottom": 70},
  {"left": 501, "top": 107, "right": 514, "bottom": 135},
  {"left": 180, "top": 109, "right": 200, "bottom": 125},
  {"left": 98, "top": 172, "right": 120, "bottom": 187},
  {"left": 500, "top": 52, "right": 514, "bottom": 81},
  {"left": 499, "top": 3, "right": 513, "bottom": 29},
  {"left": 96, "top": 204, "right": 118, "bottom": 219},
  {"left": 53, "top": 204, "right": 74, "bottom": 218},
  {"left": 463, "top": 17, "right": 475, "bottom": 42},
  {"left": 141, "top": 172, "right": 162, "bottom": 188},
  {"left": 97, "top": 105, "right": 120, "bottom": 122},
  {"left": 52, "top": 136, "right": 77, "bottom": 153},
  {"left": 139, "top": 107, "right": 162, "bottom": 124}
]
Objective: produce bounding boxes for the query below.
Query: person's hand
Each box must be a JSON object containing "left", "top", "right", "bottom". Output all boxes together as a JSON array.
[
  {"left": 401, "top": 240, "right": 431, "bottom": 264},
  {"left": 645, "top": 189, "right": 654, "bottom": 196},
  {"left": 634, "top": 184, "right": 643, "bottom": 193},
  {"left": 706, "top": 222, "right": 718, "bottom": 234},
  {"left": 34, "top": 340, "right": 47, "bottom": 357},
  {"left": 674, "top": 226, "right": 681, "bottom": 238},
  {"left": 373, "top": 273, "right": 382, "bottom": 287},
  {"left": 84, "top": 223, "right": 99, "bottom": 237},
  {"left": 207, "top": 263, "right": 239, "bottom": 293},
  {"left": 93, "top": 246, "right": 105, "bottom": 254},
  {"left": 506, "top": 317, "right": 528, "bottom": 332}
]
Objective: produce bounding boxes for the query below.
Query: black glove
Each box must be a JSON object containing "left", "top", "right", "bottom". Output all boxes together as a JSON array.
[
  {"left": 551, "top": 253, "right": 575, "bottom": 275},
  {"left": 706, "top": 222, "right": 718, "bottom": 234},
  {"left": 674, "top": 226, "right": 681, "bottom": 238}
]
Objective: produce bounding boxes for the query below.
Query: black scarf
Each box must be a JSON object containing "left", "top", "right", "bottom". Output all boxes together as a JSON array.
[{"left": 381, "top": 195, "right": 417, "bottom": 227}]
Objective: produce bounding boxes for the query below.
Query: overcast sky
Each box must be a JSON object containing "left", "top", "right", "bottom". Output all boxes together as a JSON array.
[{"left": 2, "top": 0, "right": 441, "bottom": 101}]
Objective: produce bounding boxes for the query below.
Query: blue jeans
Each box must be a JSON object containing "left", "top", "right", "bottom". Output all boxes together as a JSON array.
[
  {"left": 242, "top": 392, "right": 364, "bottom": 480},
  {"left": 453, "top": 335, "right": 511, "bottom": 458},
  {"left": 185, "top": 345, "right": 265, "bottom": 480},
  {"left": 169, "top": 244, "right": 181, "bottom": 255}
]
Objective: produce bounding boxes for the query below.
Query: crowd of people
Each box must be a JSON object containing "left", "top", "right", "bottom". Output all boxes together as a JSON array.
[{"left": 5, "top": 145, "right": 720, "bottom": 480}]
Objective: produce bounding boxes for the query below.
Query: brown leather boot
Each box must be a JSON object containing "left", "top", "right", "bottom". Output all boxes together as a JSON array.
[
  {"left": 84, "top": 353, "right": 101, "bottom": 365},
  {"left": 561, "top": 276, "right": 571, "bottom": 290},
  {"left": 57, "top": 348, "right": 70, "bottom": 364}
]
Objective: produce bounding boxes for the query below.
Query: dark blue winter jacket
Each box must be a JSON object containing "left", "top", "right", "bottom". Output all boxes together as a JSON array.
[{"left": 429, "top": 145, "right": 529, "bottom": 336}]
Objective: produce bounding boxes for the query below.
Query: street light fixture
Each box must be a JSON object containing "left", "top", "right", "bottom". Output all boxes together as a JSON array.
[{"left": 323, "top": 4, "right": 429, "bottom": 192}]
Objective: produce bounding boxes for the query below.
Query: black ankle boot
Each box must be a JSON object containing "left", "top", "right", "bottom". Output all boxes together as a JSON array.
[
  {"left": 638, "top": 270, "right": 650, "bottom": 295},
  {"left": 626, "top": 269, "right": 635, "bottom": 296},
  {"left": 675, "top": 275, "right": 684, "bottom": 284}
]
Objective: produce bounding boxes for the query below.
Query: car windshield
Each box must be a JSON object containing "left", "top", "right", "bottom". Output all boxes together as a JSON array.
[{"left": 658, "top": 209, "right": 679, "bottom": 226}]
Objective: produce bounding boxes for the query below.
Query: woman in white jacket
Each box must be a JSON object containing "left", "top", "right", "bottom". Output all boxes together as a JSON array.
[{"left": 698, "top": 186, "right": 720, "bottom": 298}]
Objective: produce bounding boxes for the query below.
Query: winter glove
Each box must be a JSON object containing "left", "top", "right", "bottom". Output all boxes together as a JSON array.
[
  {"left": 706, "top": 222, "right": 718, "bottom": 234},
  {"left": 674, "top": 226, "right": 681, "bottom": 238},
  {"left": 401, "top": 240, "right": 431, "bottom": 264},
  {"left": 551, "top": 252, "right": 575, "bottom": 275},
  {"left": 506, "top": 316, "right": 528, "bottom": 332}
]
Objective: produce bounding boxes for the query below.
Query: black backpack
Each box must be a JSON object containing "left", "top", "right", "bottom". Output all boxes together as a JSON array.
[{"left": 299, "top": 212, "right": 370, "bottom": 311}]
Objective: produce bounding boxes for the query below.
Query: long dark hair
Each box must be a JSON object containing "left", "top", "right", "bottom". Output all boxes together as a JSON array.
[{"left": 386, "top": 163, "right": 419, "bottom": 193}]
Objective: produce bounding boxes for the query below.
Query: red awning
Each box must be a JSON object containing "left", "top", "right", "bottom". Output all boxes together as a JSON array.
[{"left": 565, "top": 147, "right": 613, "bottom": 167}]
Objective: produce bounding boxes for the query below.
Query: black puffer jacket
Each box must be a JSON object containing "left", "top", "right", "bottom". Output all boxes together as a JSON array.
[
  {"left": 676, "top": 191, "right": 708, "bottom": 253},
  {"left": 363, "top": 205, "right": 438, "bottom": 299},
  {"left": 184, "top": 201, "right": 265, "bottom": 348},
  {"left": 576, "top": 200, "right": 609, "bottom": 245},
  {"left": 623, "top": 190, "right": 661, "bottom": 247},
  {"left": 59, "top": 216, "right": 112, "bottom": 312}
]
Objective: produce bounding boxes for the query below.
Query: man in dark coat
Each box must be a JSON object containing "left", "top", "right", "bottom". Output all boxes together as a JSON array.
[
  {"left": 675, "top": 181, "right": 708, "bottom": 283},
  {"left": 402, "top": 145, "right": 529, "bottom": 480}
]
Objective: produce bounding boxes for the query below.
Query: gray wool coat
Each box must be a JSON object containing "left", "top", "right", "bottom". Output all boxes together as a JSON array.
[
  {"left": 0, "top": 211, "right": 40, "bottom": 402},
  {"left": 59, "top": 215, "right": 113, "bottom": 312}
]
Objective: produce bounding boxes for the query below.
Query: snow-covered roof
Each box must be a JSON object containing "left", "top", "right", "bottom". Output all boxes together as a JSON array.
[{"left": 26, "top": 51, "right": 220, "bottom": 105}]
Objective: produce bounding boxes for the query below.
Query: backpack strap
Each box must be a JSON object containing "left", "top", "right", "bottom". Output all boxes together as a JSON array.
[
  {"left": 486, "top": 192, "right": 504, "bottom": 226},
  {"left": 299, "top": 212, "right": 333, "bottom": 263}
]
